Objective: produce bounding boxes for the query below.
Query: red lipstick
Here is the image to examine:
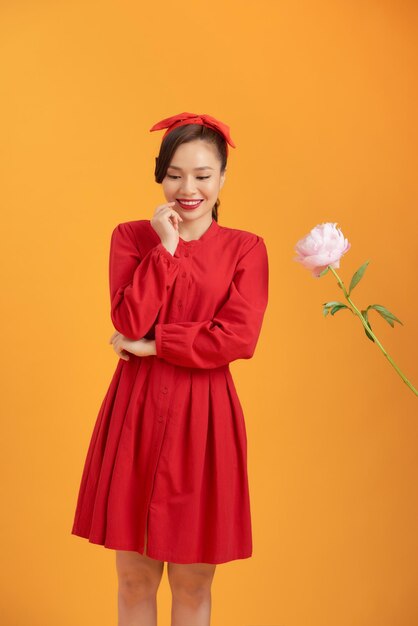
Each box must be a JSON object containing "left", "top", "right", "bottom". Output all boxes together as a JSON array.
[{"left": 176, "top": 199, "right": 204, "bottom": 210}]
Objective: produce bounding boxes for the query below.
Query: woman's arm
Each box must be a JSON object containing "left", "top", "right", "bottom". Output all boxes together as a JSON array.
[
  {"left": 109, "top": 222, "right": 180, "bottom": 340},
  {"left": 154, "top": 236, "right": 269, "bottom": 369}
]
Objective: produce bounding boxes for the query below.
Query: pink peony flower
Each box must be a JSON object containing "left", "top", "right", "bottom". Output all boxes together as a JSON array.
[
  {"left": 293, "top": 221, "right": 417, "bottom": 396},
  {"left": 293, "top": 222, "right": 351, "bottom": 278}
]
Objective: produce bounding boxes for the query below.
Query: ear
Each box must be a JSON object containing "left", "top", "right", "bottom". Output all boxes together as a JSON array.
[{"left": 219, "top": 169, "right": 226, "bottom": 190}]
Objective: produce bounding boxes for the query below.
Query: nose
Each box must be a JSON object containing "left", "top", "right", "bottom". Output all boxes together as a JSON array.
[{"left": 179, "top": 175, "right": 198, "bottom": 195}]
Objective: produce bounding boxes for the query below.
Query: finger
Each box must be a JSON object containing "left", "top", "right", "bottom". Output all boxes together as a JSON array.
[
  {"left": 112, "top": 334, "right": 123, "bottom": 349},
  {"left": 169, "top": 207, "right": 183, "bottom": 222},
  {"left": 169, "top": 210, "right": 183, "bottom": 229},
  {"left": 113, "top": 338, "right": 123, "bottom": 353},
  {"left": 155, "top": 204, "right": 183, "bottom": 223},
  {"left": 156, "top": 202, "right": 176, "bottom": 213},
  {"left": 109, "top": 330, "right": 119, "bottom": 343},
  {"left": 111, "top": 340, "right": 129, "bottom": 360}
]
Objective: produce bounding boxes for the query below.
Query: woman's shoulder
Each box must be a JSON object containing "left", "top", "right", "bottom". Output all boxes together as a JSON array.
[
  {"left": 219, "top": 223, "right": 264, "bottom": 240},
  {"left": 218, "top": 223, "right": 266, "bottom": 255},
  {"left": 111, "top": 219, "right": 157, "bottom": 245}
]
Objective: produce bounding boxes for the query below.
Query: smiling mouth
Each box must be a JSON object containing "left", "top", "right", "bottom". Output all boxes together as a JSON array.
[{"left": 176, "top": 199, "right": 204, "bottom": 208}]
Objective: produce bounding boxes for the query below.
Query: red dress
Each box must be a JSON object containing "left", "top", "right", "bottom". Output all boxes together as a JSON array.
[{"left": 71, "top": 217, "right": 269, "bottom": 564}]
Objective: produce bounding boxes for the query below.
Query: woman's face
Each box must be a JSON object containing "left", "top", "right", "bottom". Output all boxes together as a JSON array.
[{"left": 162, "top": 139, "right": 225, "bottom": 222}]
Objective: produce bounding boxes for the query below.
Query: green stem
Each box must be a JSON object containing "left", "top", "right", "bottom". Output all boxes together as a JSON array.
[{"left": 327, "top": 266, "right": 418, "bottom": 397}]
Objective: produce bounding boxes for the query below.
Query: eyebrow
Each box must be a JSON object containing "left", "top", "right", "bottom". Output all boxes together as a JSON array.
[{"left": 167, "top": 165, "right": 215, "bottom": 171}]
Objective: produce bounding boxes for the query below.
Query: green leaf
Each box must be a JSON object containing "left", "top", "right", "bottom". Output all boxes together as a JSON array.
[
  {"left": 348, "top": 260, "right": 370, "bottom": 296},
  {"left": 323, "top": 301, "right": 346, "bottom": 308},
  {"left": 330, "top": 304, "right": 350, "bottom": 315},
  {"left": 323, "top": 301, "right": 354, "bottom": 317},
  {"left": 361, "top": 309, "right": 375, "bottom": 342},
  {"left": 367, "top": 304, "right": 403, "bottom": 326},
  {"left": 323, "top": 301, "right": 344, "bottom": 316}
]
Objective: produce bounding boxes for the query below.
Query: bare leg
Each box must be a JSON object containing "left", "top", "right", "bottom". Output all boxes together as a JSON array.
[
  {"left": 168, "top": 561, "right": 217, "bottom": 626},
  {"left": 115, "top": 550, "right": 164, "bottom": 626}
]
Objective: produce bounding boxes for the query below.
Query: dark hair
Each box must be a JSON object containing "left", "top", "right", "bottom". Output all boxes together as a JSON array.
[{"left": 153, "top": 124, "right": 228, "bottom": 222}]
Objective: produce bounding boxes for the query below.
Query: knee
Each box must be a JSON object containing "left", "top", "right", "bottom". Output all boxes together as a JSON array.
[
  {"left": 116, "top": 551, "right": 164, "bottom": 605},
  {"left": 170, "top": 580, "right": 211, "bottom": 609},
  {"left": 118, "top": 570, "right": 160, "bottom": 604},
  {"left": 168, "top": 566, "right": 215, "bottom": 608}
]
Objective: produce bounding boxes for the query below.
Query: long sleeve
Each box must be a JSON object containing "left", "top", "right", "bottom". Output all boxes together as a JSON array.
[
  {"left": 154, "top": 236, "right": 269, "bottom": 369},
  {"left": 109, "top": 222, "right": 180, "bottom": 340}
]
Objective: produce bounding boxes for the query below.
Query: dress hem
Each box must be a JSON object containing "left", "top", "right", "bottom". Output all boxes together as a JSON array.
[{"left": 71, "top": 529, "right": 252, "bottom": 565}]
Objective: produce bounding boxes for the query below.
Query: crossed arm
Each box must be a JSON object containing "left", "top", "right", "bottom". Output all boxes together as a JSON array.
[{"left": 108, "top": 223, "right": 269, "bottom": 369}]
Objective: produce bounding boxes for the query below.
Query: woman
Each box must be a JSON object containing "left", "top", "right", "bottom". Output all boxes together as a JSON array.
[{"left": 71, "top": 112, "right": 269, "bottom": 626}]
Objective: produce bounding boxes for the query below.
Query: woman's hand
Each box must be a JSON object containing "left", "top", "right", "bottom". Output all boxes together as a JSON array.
[
  {"left": 109, "top": 331, "right": 157, "bottom": 360},
  {"left": 150, "top": 202, "right": 184, "bottom": 249}
]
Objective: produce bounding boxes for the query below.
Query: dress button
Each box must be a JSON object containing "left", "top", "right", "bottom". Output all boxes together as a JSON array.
[
  {"left": 162, "top": 386, "right": 168, "bottom": 394},
  {"left": 158, "top": 415, "right": 164, "bottom": 423},
  {"left": 182, "top": 271, "right": 186, "bottom": 278},
  {"left": 178, "top": 301, "right": 183, "bottom": 308},
  {"left": 184, "top": 251, "right": 190, "bottom": 257}
]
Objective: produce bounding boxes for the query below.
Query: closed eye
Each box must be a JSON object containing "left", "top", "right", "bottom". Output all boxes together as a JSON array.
[{"left": 167, "top": 175, "right": 211, "bottom": 180}]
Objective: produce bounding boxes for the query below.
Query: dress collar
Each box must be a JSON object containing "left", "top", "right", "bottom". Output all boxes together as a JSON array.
[
  {"left": 178, "top": 217, "right": 220, "bottom": 245},
  {"left": 148, "top": 217, "right": 220, "bottom": 246}
]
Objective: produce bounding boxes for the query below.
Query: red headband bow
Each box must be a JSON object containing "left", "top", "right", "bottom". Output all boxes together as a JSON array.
[{"left": 149, "top": 112, "right": 236, "bottom": 155}]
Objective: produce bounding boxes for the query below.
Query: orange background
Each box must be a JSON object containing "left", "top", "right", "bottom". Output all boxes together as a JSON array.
[{"left": 1, "top": 1, "right": 417, "bottom": 625}]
